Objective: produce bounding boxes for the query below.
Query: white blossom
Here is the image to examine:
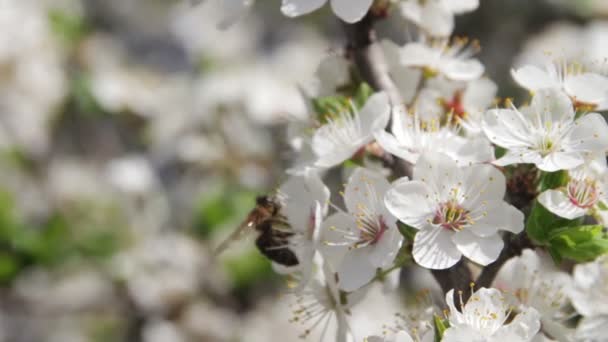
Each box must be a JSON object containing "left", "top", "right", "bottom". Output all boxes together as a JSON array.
[
  {"left": 398, "top": 39, "right": 484, "bottom": 81},
  {"left": 281, "top": 0, "right": 374, "bottom": 24},
  {"left": 385, "top": 153, "right": 524, "bottom": 269},
  {"left": 512, "top": 61, "right": 608, "bottom": 110},
  {"left": 482, "top": 88, "right": 608, "bottom": 172},
  {"left": 321, "top": 168, "right": 402, "bottom": 291},
  {"left": 273, "top": 170, "right": 330, "bottom": 289},
  {"left": 493, "top": 249, "right": 575, "bottom": 341},
  {"left": 444, "top": 287, "right": 541, "bottom": 342},
  {"left": 568, "top": 255, "right": 608, "bottom": 342},
  {"left": 375, "top": 106, "right": 494, "bottom": 167},
  {"left": 311, "top": 92, "right": 390, "bottom": 168},
  {"left": 400, "top": 0, "right": 479, "bottom": 37},
  {"left": 538, "top": 155, "right": 608, "bottom": 219}
]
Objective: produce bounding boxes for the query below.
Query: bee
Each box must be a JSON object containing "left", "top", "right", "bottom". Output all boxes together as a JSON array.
[{"left": 214, "top": 195, "right": 299, "bottom": 267}]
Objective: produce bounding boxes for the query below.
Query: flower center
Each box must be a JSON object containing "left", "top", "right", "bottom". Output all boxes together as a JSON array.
[
  {"left": 354, "top": 211, "right": 388, "bottom": 248},
  {"left": 442, "top": 91, "right": 466, "bottom": 122},
  {"left": 433, "top": 201, "right": 471, "bottom": 231},
  {"left": 567, "top": 178, "right": 598, "bottom": 209}
]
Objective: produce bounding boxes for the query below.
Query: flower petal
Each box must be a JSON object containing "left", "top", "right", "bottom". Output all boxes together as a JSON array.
[
  {"left": 358, "top": 92, "right": 391, "bottom": 135},
  {"left": 330, "top": 0, "right": 374, "bottom": 23},
  {"left": 336, "top": 247, "right": 376, "bottom": 291},
  {"left": 281, "top": 0, "right": 326, "bottom": 17},
  {"left": 385, "top": 179, "right": 434, "bottom": 229},
  {"left": 413, "top": 226, "right": 461, "bottom": 269},
  {"left": 531, "top": 88, "right": 574, "bottom": 124},
  {"left": 511, "top": 65, "right": 558, "bottom": 91},
  {"left": 564, "top": 112, "right": 608, "bottom": 153},
  {"left": 344, "top": 167, "right": 391, "bottom": 218},
  {"left": 482, "top": 109, "right": 533, "bottom": 150},
  {"left": 374, "top": 130, "right": 419, "bottom": 164},
  {"left": 564, "top": 73, "right": 608, "bottom": 106},
  {"left": 441, "top": 58, "right": 484, "bottom": 81},
  {"left": 453, "top": 230, "right": 503, "bottom": 266},
  {"left": 538, "top": 189, "right": 587, "bottom": 220}
]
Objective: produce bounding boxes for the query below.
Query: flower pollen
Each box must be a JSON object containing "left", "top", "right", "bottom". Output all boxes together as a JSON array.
[{"left": 433, "top": 201, "right": 472, "bottom": 232}]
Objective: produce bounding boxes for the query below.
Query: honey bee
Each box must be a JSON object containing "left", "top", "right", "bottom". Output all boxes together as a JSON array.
[{"left": 214, "top": 196, "right": 299, "bottom": 267}]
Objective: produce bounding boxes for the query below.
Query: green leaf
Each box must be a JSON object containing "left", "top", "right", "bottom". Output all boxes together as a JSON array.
[
  {"left": 223, "top": 249, "right": 274, "bottom": 290},
  {"left": 597, "top": 201, "right": 608, "bottom": 211},
  {"left": 538, "top": 170, "right": 568, "bottom": 192},
  {"left": 48, "top": 10, "right": 88, "bottom": 45},
  {"left": 548, "top": 225, "right": 608, "bottom": 262},
  {"left": 434, "top": 315, "right": 450, "bottom": 342},
  {"left": 397, "top": 222, "right": 417, "bottom": 242},
  {"left": 525, "top": 200, "right": 580, "bottom": 244},
  {"left": 354, "top": 82, "right": 373, "bottom": 109}
]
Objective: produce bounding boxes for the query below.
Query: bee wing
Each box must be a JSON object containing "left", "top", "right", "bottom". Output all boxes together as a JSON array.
[{"left": 213, "top": 220, "right": 253, "bottom": 256}]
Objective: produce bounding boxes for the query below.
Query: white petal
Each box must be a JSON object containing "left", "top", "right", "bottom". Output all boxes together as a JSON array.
[
  {"left": 531, "top": 88, "right": 574, "bottom": 124},
  {"left": 419, "top": 1, "right": 454, "bottom": 37},
  {"left": 538, "top": 189, "right": 587, "bottom": 220},
  {"left": 463, "top": 77, "right": 498, "bottom": 111},
  {"left": 281, "top": 0, "right": 326, "bottom": 17},
  {"left": 413, "top": 226, "right": 461, "bottom": 269},
  {"left": 564, "top": 73, "right": 608, "bottom": 105},
  {"left": 498, "top": 307, "right": 541, "bottom": 341},
  {"left": 330, "top": 0, "right": 374, "bottom": 23},
  {"left": 344, "top": 167, "right": 391, "bottom": 217},
  {"left": 564, "top": 112, "right": 608, "bottom": 153},
  {"left": 469, "top": 201, "right": 524, "bottom": 236},
  {"left": 482, "top": 109, "right": 533, "bottom": 150},
  {"left": 390, "top": 67, "right": 423, "bottom": 103},
  {"left": 537, "top": 151, "right": 584, "bottom": 172},
  {"left": 395, "top": 331, "right": 415, "bottom": 342},
  {"left": 385, "top": 180, "right": 434, "bottom": 229},
  {"left": 400, "top": 43, "right": 439, "bottom": 68},
  {"left": 358, "top": 92, "right": 391, "bottom": 135},
  {"left": 337, "top": 247, "right": 376, "bottom": 291},
  {"left": 575, "top": 316, "right": 608, "bottom": 341},
  {"left": 441, "top": 0, "right": 479, "bottom": 14},
  {"left": 461, "top": 164, "right": 506, "bottom": 206},
  {"left": 368, "top": 222, "right": 403, "bottom": 268},
  {"left": 374, "top": 130, "right": 419, "bottom": 164},
  {"left": 453, "top": 230, "right": 503, "bottom": 266},
  {"left": 319, "top": 212, "right": 357, "bottom": 269},
  {"left": 511, "top": 65, "right": 558, "bottom": 91},
  {"left": 442, "top": 325, "right": 485, "bottom": 342},
  {"left": 441, "top": 58, "right": 484, "bottom": 81}
]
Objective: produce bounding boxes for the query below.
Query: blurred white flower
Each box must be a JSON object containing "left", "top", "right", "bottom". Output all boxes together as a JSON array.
[
  {"left": 400, "top": 0, "right": 479, "bottom": 37},
  {"left": 385, "top": 154, "right": 523, "bottom": 269},
  {"left": 366, "top": 330, "right": 419, "bottom": 342},
  {"left": 374, "top": 106, "right": 494, "bottom": 167},
  {"left": 281, "top": 0, "right": 374, "bottom": 24},
  {"left": 398, "top": 39, "right": 484, "bottom": 81},
  {"left": 568, "top": 255, "right": 608, "bottom": 341},
  {"left": 493, "top": 249, "right": 575, "bottom": 341},
  {"left": 381, "top": 40, "right": 423, "bottom": 104},
  {"left": 312, "top": 92, "right": 390, "bottom": 168},
  {"left": 483, "top": 89, "right": 608, "bottom": 172},
  {"left": 273, "top": 170, "right": 330, "bottom": 289},
  {"left": 415, "top": 76, "right": 497, "bottom": 134},
  {"left": 143, "top": 320, "right": 186, "bottom": 342},
  {"left": 321, "top": 168, "right": 402, "bottom": 291},
  {"left": 106, "top": 156, "right": 157, "bottom": 195},
  {"left": 512, "top": 62, "right": 608, "bottom": 110},
  {"left": 444, "top": 287, "right": 541, "bottom": 342},
  {"left": 113, "top": 233, "right": 206, "bottom": 314},
  {"left": 538, "top": 155, "right": 608, "bottom": 219}
]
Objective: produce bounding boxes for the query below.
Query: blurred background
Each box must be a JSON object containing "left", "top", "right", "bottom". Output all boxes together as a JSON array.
[{"left": 0, "top": 0, "right": 606, "bottom": 341}]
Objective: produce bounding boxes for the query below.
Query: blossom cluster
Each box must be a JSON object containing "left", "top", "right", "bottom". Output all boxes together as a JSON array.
[{"left": 211, "top": 0, "right": 608, "bottom": 341}]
